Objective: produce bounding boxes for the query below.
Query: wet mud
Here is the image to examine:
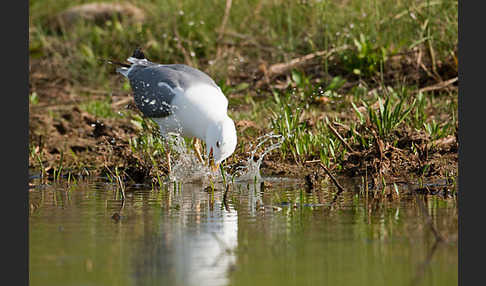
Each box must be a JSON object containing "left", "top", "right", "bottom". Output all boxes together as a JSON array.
[{"left": 29, "top": 55, "right": 458, "bottom": 195}]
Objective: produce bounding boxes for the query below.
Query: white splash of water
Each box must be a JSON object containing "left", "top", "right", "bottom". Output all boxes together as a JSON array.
[
  {"left": 156, "top": 115, "right": 217, "bottom": 184},
  {"left": 232, "top": 133, "right": 284, "bottom": 182},
  {"left": 160, "top": 105, "right": 284, "bottom": 185},
  {"left": 164, "top": 132, "right": 284, "bottom": 185},
  {"left": 166, "top": 134, "right": 215, "bottom": 184}
]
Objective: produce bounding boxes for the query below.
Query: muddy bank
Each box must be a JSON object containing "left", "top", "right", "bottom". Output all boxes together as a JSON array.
[
  {"left": 29, "top": 42, "right": 458, "bottom": 194},
  {"left": 29, "top": 85, "right": 457, "bottom": 193}
]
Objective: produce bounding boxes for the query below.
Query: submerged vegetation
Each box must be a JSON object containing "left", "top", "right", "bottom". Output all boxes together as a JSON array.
[{"left": 29, "top": 0, "right": 458, "bottom": 193}]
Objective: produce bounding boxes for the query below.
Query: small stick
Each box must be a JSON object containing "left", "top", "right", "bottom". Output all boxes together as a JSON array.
[
  {"left": 256, "top": 45, "right": 350, "bottom": 88},
  {"left": 326, "top": 122, "right": 355, "bottom": 153},
  {"left": 172, "top": 26, "right": 194, "bottom": 67},
  {"left": 319, "top": 163, "right": 346, "bottom": 194},
  {"left": 267, "top": 45, "right": 349, "bottom": 76},
  {"left": 111, "top": 96, "right": 133, "bottom": 109},
  {"left": 426, "top": 135, "right": 456, "bottom": 150},
  {"left": 418, "top": 77, "right": 458, "bottom": 94},
  {"left": 217, "top": 0, "right": 233, "bottom": 41},
  {"left": 304, "top": 159, "right": 321, "bottom": 164}
]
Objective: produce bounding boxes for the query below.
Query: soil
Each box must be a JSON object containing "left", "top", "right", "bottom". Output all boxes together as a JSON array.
[{"left": 29, "top": 54, "right": 458, "bottom": 195}]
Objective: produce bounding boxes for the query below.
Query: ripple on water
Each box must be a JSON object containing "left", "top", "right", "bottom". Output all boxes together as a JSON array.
[{"left": 29, "top": 176, "right": 458, "bottom": 286}]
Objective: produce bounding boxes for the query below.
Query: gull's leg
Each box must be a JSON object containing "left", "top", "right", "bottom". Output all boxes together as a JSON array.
[{"left": 193, "top": 138, "right": 205, "bottom": 164}]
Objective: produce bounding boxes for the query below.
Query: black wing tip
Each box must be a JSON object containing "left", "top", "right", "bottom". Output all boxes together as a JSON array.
[{"left": 132, "top": 47, "right": 146, "bottom": 60}]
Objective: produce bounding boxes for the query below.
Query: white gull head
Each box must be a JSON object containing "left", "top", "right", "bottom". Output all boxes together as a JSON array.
[{"left": 205, "top": 115, "right": 237, "bottom": 166}]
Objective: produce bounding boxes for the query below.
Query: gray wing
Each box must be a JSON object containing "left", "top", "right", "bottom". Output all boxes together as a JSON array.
[
  {"left": 128, "top": 65, "right": 180, "bottom": 118},
  {"left": 162, "top": 64, "right": 219, "bottom": 90},
  {"left": 127, "top": 64, "right": 219, "bottom": 118}
]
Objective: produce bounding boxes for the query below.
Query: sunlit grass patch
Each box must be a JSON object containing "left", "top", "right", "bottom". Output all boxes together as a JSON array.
[
  {"left": 28, "top": 0, "right": 458, "bottom": 180},
  {"left": 30, "top": 0, "right": 457, "bottom": 89},
  {"left": 80, "top": 97, "right": 120, "bottom": 118},
  {"left": 269, "top": 86, "right": 346, "bottom": 167},
  {"left": 358, "top": 89, "right": 416, "bottom": 139},
  {"left": 265, "top": 65, "right": 456, "bottom": 173}
]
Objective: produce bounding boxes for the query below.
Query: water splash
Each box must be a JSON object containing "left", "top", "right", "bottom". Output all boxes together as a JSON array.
[
  {"left": 232, "top": 133, "right": 284, "bottom": 182},
  {"left": 165, "top": 132, "right": 284, "bottom": 184},
  {"left": 159, "top": 104, "right": 284, "bottom": 184},
  {"left": 166, "top": 134, "right": 215, "bottom": 184}
]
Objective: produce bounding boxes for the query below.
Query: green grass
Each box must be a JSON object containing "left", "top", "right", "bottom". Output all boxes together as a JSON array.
[
  {"left": 269, "top": 89, "right": 345, "bottom": 167},
  {"left": 29, "top": 0, "right": 458, "bottom": 179},
  {"left": 80, "top": 97, "right": 120, "bottom": 118},
  {"left": 29, "top": 92, "right": 39, "bottom": 105},
  {"left": 30, "top": 0, "right": 457, "bottom": 87},
  {"left": 424, "top": 119, "right": 454, "bottom": 141},
  {"left": 259, "top": 69, "right": 456, "bottom": 168},
  {"left": 340, "top": 33, "right": 388, "bottom": 77},
  {"left": 127, "top": 114, "right": 168, "bottom": 170},
  {"left": 356, "top": 87, "right": 416, "bottom": 139}
]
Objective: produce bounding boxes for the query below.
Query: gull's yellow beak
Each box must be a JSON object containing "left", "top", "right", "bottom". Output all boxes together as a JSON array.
[{"left": 208, "top": 147, "right": 220, "bottom": 172}]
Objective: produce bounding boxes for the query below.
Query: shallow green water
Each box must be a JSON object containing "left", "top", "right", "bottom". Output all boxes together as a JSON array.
[{"left": 29, "top": 178, "right": 457, "bottom": 286}]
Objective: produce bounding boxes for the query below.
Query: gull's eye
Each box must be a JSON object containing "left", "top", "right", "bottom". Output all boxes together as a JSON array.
[{"left": 216, "top": 141, "right": 220, "bottom": 148}]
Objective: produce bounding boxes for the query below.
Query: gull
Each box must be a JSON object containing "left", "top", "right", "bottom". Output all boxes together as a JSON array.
[{"left": 115, "top": 48, "right": 237, "bottom": 173}]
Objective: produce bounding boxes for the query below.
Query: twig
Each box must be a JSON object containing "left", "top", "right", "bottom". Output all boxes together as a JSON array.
[
  {"left": 331, "top": 121, "right": 351, "bottom": 131},
  {"left": 215, "top": 0, "right": 233, "bottom": 61},
  {"left": 426, "top": 34, "right": 442, "bottom": 82},
  {"left": 172, "top": 25, "right": 194, "bottom": 67},
  {"left": 304, "top": 159, "right": 321, "bottom": 164},
  {"left": 255, "top": 45, "right": 349, "bottom": 88},
  {"left": 418, "top": 77, "right": 458, "bottom": 94},
  {"left": 426, "top": 135, "right": 456, "bottom": 149},
  {"left": 217, "top": 0, "right": 233, "bottom": 41},
  {"left": 319, "top": 163, "right": 346, "bottom": 194},
  {"left": 111, "top": 96, "right": 133, "bottom": 109},
  {"left": 326, "top": 122, "right": 355, "bottom": 153},
  {"left": 265, "top": 45, "right": 349, "bottom": 78},
  {"left": 418, "top": 59, "right": 441, "bottom": 83},
  {"left": 380, "top": 1, "right": 442, "bottom": 25}
]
